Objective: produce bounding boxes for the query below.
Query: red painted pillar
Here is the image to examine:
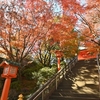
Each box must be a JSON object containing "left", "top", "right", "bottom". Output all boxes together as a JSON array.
[
  {"left": 1, "top": 78, "right": 11, "bottom": 100},
  {"left": 55, "top": 50, "right": 62, "bottom": 71},
  {"left": 0, "top": 61, "right": 18, "bottom": 100},
  {"left": 57, "top": 57, "right": 61, "bottom": 71}
]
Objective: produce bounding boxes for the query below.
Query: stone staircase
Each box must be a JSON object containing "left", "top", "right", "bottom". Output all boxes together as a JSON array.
[{"left": 48, "top": 59, "right": 100, "bottom": 100}]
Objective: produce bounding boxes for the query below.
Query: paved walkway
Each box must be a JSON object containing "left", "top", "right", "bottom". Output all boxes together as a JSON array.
[{"left": 48, "top": 58, "right": 100, "bottom": 100}]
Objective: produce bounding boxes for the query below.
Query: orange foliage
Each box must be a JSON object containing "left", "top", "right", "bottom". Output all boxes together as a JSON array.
[
  {"left": 77, "top": 0, "right": 100, "bottom": 57},
  {"left": 0, "top": 0, "right": 53, "bottom": 66},
  {"left": 57, "top": 0, "right": 84, "bottom": 14},
  {"left": 0, "top": 0, "right": 87, "bottom": 64}
]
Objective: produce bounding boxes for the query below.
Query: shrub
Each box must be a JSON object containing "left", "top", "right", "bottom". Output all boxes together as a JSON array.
[
  {"left": 22, "top": 68, "right": 35, "bottom": 80},
  {"left": 32, "top": 66, "right": 57, "bottom": 87},
  {"left": 22, "top": 61, "right": 44, "bottom": 80},
  {"left": 11, "top": 81, "right": 21, "bottom": 91}
]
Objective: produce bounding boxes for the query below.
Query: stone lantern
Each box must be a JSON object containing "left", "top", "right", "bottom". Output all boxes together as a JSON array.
[
  {"left": 55, "top": 50, "right": 63, "bottom": 71},
  {"left": 0, "top": 60, "right": 20, "bottom": 100}
]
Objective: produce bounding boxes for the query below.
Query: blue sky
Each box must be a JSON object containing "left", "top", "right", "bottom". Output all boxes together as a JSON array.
[
  {"left": 45, "top": 0, "right": 87, "bottom": 15},
  {"left": 80, "top": 0, "right": 86, "bottom": 5}
]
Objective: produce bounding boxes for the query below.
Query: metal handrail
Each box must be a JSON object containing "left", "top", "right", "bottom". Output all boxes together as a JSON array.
[{"left": 28, "top": 56, "right": 78, "bottom": 100}]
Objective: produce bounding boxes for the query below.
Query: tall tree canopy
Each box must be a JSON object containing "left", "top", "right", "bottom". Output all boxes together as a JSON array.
[
  {"left": 0, "top": 0, "right": 87, "bottom": 66},
  {"left": 0, "top": 0, "right": 53, "bottom": 66},
  {"left": 77, "top": 0, "right": 100, "bottom": 55}
]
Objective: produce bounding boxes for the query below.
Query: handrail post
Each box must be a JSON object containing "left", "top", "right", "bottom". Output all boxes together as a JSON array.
[
  {"left": 56, "top": 75, "right": 58, "bottom": 90},
  {"left": 42, "top": 91, "right": 44, "bottom": 100}
]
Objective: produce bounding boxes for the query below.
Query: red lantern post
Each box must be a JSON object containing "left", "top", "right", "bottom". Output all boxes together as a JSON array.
[
  {"left": 0, "top": 61, "right": 19, "bottom": 100},
  {"left": 55, "top": 50, "right": 63, "bottom": 71}
]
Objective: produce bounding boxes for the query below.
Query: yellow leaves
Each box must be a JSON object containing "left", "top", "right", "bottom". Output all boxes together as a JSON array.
[
  {"left": 0, "top": 48, "right": 5, "bottom": 54},
  {"left": 53, "top": 16, "right": 61, "bottom": 23},
  {"left": 11, "top": 40, "right": 23, "bottom": 49},
  {"left": 60, "top": 38, "right": 78, "bottom": 53},
  {"left": 0, "top": 47, "right": 8, "bottom": 58}
]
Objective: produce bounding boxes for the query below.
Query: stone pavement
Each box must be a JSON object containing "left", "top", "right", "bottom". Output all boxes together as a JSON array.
[{"left": 48, "top": 58, "right": 100, "bottom": 100}]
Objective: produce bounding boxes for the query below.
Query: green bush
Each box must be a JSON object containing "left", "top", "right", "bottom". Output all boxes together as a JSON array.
[
  {"left": 22, "top": 61, "right": 44, "bottom": 80},
  {"left": 39, "top": 67, "right": 57, "bottom": 78},
  {"left": 60, "top": 61, "right": 66, "bottom": 68},
  {"left": 32, "top": 66, "right": 57, "bottom": 87},
  {"left": 22, "top": 68, "right": 34, "bottom": 80},
  {"left": 11, "top": 81, "right": 21, "bottom": 91}
]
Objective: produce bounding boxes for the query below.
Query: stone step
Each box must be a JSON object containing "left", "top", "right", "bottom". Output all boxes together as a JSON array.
[
  {"left": 49, "top": 95, "right": 100, "bottom": 100},
  {"left": 48, "top": 59, "right": 99, "bottom": 100},
  {"left": 52, "top": 92, "right": 99, "bottom": 98},
  {"left": 58, "top": 84, "right": 99, "bottom": 89}
]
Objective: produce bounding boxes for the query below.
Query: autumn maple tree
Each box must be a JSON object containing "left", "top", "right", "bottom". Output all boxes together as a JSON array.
[
  {"left": 0, "top": 0, "right": 87, "bottom": 66},
  {"left": 0, "top": 0, "right": 54, "bottom": 67},
  {"left": 77, "top": 0, "right": 100, "bottom": 56},
  {"left": 46, "top": 0, "right": 84, "bottom": 57},
  {"left": 49, "top": 0, "right": 85, "bottom": 57},
  {"left": 47, "top": 15, "right": 78, "bottom": 57}
]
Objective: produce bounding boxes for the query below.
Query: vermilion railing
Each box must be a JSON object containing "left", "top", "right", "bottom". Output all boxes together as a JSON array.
[{"left": 27, "top": 56, "right": 78, "bottom": 100}]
